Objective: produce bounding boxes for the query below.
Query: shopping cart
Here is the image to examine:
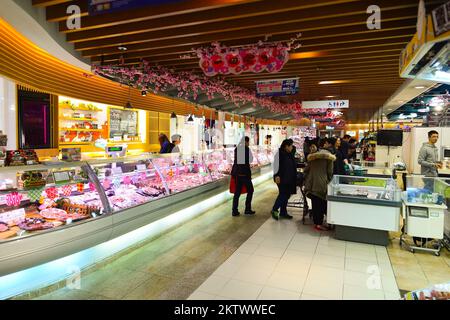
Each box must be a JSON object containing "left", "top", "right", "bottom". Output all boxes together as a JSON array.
[{"left": 287, "top": 170, "right": 311, "bottom": 224}]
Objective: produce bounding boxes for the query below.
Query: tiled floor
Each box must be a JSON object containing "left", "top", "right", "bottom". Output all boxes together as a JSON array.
[
  {"left": 188, "top": 214, "right": 401, "bottom": 300},
  {"left": 14, "top": 180, "right": 449, "bottom": 300}
]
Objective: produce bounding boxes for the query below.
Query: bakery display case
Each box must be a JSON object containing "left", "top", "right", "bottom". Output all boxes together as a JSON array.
[{"left": 327, "top": 175, "right": 402, "bottom": 246}]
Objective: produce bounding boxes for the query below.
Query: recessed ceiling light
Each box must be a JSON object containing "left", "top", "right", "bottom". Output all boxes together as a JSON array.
[
  {"left": 118, "top": 46, "right": 128, "bottom": 51},
  {"left": 319, "top": 80, "right": 351, "bottom": 85},
  {"left": 325, "top": 95, "right": 336, "bottom": 98},
  {"left": 387, "top": 108, "right": 393, "bottom": 111},
  {"left": 414, "top": 86, "right": 426, "bottom": 89}
]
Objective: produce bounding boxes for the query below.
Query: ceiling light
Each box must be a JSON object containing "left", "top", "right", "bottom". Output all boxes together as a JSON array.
[
  {"left": 118, "top": 46, "right": 128, "bottom": 51},
  {"left": 325, "top": 95, "right": 336, "bottom": 98},
  {"left": 141, "top": 90, "right": 147, "bottom": 97},
  {"left": 124, "top": 101, "right": 133, "bottom": 109},
  {"left": 171, "top": 112, "right": 177, "bottom": 118},
  {"left": 414, "top": 86, "right": 426, "bottom": 89},
  {"left": 319, "top": 80, "right": 351, "bottom": 85},
  {"left": 187, "top": 114, "right": 194, "bottom": 122}
]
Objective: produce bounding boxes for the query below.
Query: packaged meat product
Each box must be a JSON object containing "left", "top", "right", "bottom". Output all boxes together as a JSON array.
[
  {"left": 39, "top": 208, "right": 68, "bottom": 221},
  {"left": 0, "top": 208, "right": 26, "bottom": 226},
  {"left": 0, "top": 222, "right": 9, "bottom": 232},
  {"left": 18, "top": 218, "right": 54, "bottom": 231}
]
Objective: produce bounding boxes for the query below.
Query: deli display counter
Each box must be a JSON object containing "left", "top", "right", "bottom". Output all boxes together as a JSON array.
[
  {"left": 327, "top": 175, "right": 402, "bottom": 246},
  {"left": 0, "top": 147, "right": 273, "bottom": 281}
]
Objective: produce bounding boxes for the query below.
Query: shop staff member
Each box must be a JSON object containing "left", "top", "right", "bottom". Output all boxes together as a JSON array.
[
  {"left": 231, "top": 136, "right": 255, "bottom": 216},
  {"left": 171, "top": 134, "right": 182, "bottom": 153},
  {"left": 340, "top": 135, "right": 351, "bottom": 161},
  {"left": 418, "top": 130, "right": 441, "bottom": 177}
]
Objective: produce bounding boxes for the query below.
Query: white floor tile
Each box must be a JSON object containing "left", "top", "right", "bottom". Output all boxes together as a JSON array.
[
  {"left": 312, "top": 254, "right": 345, "bottom": 269},
  {"left": 300, "top": 293, "right": 330, "bottom": 300},
  {"left": 307, "top": 265, "right": 345, "bottom": 283},
  {"left": 218, "top": 279, "right": 263, "bottom": 300},
  {"left": 303, "top": 276, "right": 343, "bottom": 300},
  {"left": 345, "top": 258, "right": 379, "bottom": 274},
  {"left": 197, "top": 275, "right": 230, "bottom": 295},
  {"left": 260, "top": 238, "right": 292, "bottom": 248},
  {"left": 224, "top": 253, "right": 251, "bottom": 267},
  {"left": 384, "top": 291, "right": 401, "bottom": 300},
  {"left": 318, "top": 236, "right": 346, "bottom": 249},
  {"left": 381, "top": 275, "right": 399, "bottom": 293},
  {"left": 212, "top": 261, "right": 241, "bottom": 278},
  {"left": 235, "top": 242, "right": 259, "bottom": 255},
  {"left": 232, "top": 265, "right": 274, "bottom": 285},
  {"left": 344, "top": 270, "right": 375, "bottom": 289},
  {"left": 375, "top": 250, "right": 391, "bottom": 263},
  {"left": 253, "top": 245, "right": 286, "bottom": 259},
  {"left": 287, "top": 241, "right": 318, "bottom": 253},
  {"left": 346, "top": 247, "right": 378, "bottom": 263},
  {"left": 346, "top": 242, "right": 376, "bottom": 251},
  {"left": 214, "top": 295, "right": 235, "bottom": 300},
  {"left": 281, "top": 250, "right": 315, "bottom": 265},
  {"left": 316, "top": 244, "right": 346, "bottom": 257},
  {"left": 257, "top": 286, "right": 301, "bottom": 300},
  {"left": 188, "top": 291, "right": 217, "bottom": 300},
  {"left": 265, "top": 271, "right": 307, "bottom": 293},
  {"left": 343, "top": 284, "right": 385, "bottom": 300},
  {"left": 274, "top": 260, "right": 310, "bottom": 277},
  {"left": 246, "top": 235, "right": 265, "bottom": 245},
  {"left": 245, "top": 255, "right": 280, "bottom": 271}
]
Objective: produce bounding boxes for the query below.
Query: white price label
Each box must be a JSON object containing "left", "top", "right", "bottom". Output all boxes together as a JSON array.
[
  {"left": 112, "top": 167, "right": 123, "bottom": 175},
  {"left": 136, "top": 164, "right": 146, "bottom": 171}
]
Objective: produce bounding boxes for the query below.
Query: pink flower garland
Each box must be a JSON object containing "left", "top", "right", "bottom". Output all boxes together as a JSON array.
[{"left": 92, "top": 61, "right": 342, "bottom": 121}]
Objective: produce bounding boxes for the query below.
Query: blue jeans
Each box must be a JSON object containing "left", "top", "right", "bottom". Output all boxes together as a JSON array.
[{"left": 272, "top": 190, "right": 291, "bottom": 215}]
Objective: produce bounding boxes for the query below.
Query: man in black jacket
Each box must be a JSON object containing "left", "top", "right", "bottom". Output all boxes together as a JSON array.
[{"left": 231, "top": 136, "right": 255, "bottom": 216}]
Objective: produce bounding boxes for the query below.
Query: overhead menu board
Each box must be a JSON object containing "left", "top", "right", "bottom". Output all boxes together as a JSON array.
[{"left": 109, "top": 108, "right": 138, "bottom": 139}]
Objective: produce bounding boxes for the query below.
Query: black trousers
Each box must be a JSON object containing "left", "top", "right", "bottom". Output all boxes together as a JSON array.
[
  {"left": 310, "top": 194, "right": 327, "bottom": 225},
  {"left": 232, "top": 176, "right": 254, "bottom": 213},
  {"left": 272, "top": 186, "right": 291, "bottom": 215}
]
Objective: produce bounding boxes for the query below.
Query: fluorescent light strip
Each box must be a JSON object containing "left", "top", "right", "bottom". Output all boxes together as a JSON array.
[{"left": 0, "top": 171, "right": 273, "bottom": 299}]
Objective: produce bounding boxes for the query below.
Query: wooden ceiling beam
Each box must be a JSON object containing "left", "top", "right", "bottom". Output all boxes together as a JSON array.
[
  {"left": 64, "top": 0, "right": 360, "bottom": 40},
  {"left": 32, "top": 0, "right": 71, "bottom": 6},
  {"left": 79, "top": 9, "right": 416, "bottom": 57},
  {"left": 46, "top": 0, "right": 264, "bottom": 23},
  {"left": 70, "top": 5, "right": 416, "bottom": 49}
]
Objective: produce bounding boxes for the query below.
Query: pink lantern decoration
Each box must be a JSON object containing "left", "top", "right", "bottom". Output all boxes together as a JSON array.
[
  {"left": 89, "top": 182, "right": 96, "bottom": 192},
  {"left": 61, "top": 185, "right": 72, "bottom": 197},
  {"left": 45, "top": 187, "right": 58, "bottom": 200},
  {"left": 6, "top": 192, "right": 22, "bottom": 207}
]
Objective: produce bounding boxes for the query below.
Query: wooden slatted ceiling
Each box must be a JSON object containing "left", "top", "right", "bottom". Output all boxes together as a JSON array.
[{"left": 32, "top": 0, "right": 447, "bottom": 122}]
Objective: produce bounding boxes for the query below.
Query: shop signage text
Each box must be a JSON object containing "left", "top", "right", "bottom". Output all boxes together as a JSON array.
[
  {"left": 302, "top": 100, "right": 349, "bottom": 109},
  {"left": 255, "top": 78, "right": 299, "bottom": 97}
]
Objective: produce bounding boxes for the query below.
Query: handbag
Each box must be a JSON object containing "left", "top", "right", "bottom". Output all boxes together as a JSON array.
[{"left": 229, "top": 176, "right": 247, "bottom": 194}]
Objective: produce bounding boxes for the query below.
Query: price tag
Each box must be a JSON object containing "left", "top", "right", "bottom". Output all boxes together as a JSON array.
[
  {"left": 53, "top": 171, "right": 71, "bottom": 184},
  {"left": 0, "top": 195, "right": 6, "bottom": 205},
  {"left": 136, "top": 164, "right": 146, "bottom": 171},
  {"left": 112, "top": 167, "right": 123, "bottom": 175}
]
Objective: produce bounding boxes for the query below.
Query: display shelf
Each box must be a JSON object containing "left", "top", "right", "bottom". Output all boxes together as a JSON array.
[
  {"left": 59, "top": 142, "right": 93, "bottom": 145},
  {"left": 60, "top": 128, "right": 102, "bottom": 132},
  {"left": 59, "top": 117, "right": 97, "bottom": 122},
  {"left": 59, "top": 105, "right": 102, "bottom": 112}
]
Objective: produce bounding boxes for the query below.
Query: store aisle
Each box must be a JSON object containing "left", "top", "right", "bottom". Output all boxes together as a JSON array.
[
  {"left": 24, "top": 180, "right": 279, "bottom": 300},
  {"left": 188, "top": 214, "right": 401, "bottom": 300}
]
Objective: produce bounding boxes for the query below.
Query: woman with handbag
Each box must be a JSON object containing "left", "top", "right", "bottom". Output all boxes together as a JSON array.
[
  {"left": 271, "top": 139, "right": 297, "bottom": 220},
  {"left": 231, "top": 137, "right": 255, "bottom": 217}
]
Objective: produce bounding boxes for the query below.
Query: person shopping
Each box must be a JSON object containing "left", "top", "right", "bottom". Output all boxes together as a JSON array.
[
  {"left": 304, "top": 138, "right": 336, "bottom": 231},
  {"left": 271, "top": 139, "right": 297, "bottom": 220},
  {"left": 159, "top": 133, "right": 173, "bottom": 154},
  {"left": 328, "top": 137, "right": 346, "bottom": 176},
  {"left": 231, "top": 137, "right": 255, "bottom": 216}
]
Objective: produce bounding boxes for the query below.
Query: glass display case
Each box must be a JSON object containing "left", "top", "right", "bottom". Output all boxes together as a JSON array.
[
  {"left": 0, "top": 146, "right": 276, "bottom": 242},
  {"left": 87, "top": 156, "right": 169, "bottom": 212},
  {"left": 0, "top": 163, "right": 106, "bottom": 241},
  {"left": 405, "top": 175, "right": 445, "bottom": 205},
  {"left": 150, "top": 154, "right": 212, "bottom": 194},
  {"left": 328, "top": 175, "right": 401, "bottom": 203}
]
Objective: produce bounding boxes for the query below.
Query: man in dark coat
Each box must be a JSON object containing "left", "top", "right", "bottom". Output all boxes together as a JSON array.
[
  {"left": 231, "top": 136, "right": 255, "bottom": 216},
  {"left": 271, "top": 139, "right": 297, "bottom": 220}
]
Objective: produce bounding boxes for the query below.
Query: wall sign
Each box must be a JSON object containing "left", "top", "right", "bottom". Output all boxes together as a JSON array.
[
  {"left": 302, "top": 100, "right": 349, "bottom": 109},
  {"left": 255, "top": 78, "right": 299, "bottom": 97},
  {"left": 109, "top": 107, "right": 138, "bottom": 139},
  {"left": 431, "top": 1, "right": 450, "bottom": 37}
]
